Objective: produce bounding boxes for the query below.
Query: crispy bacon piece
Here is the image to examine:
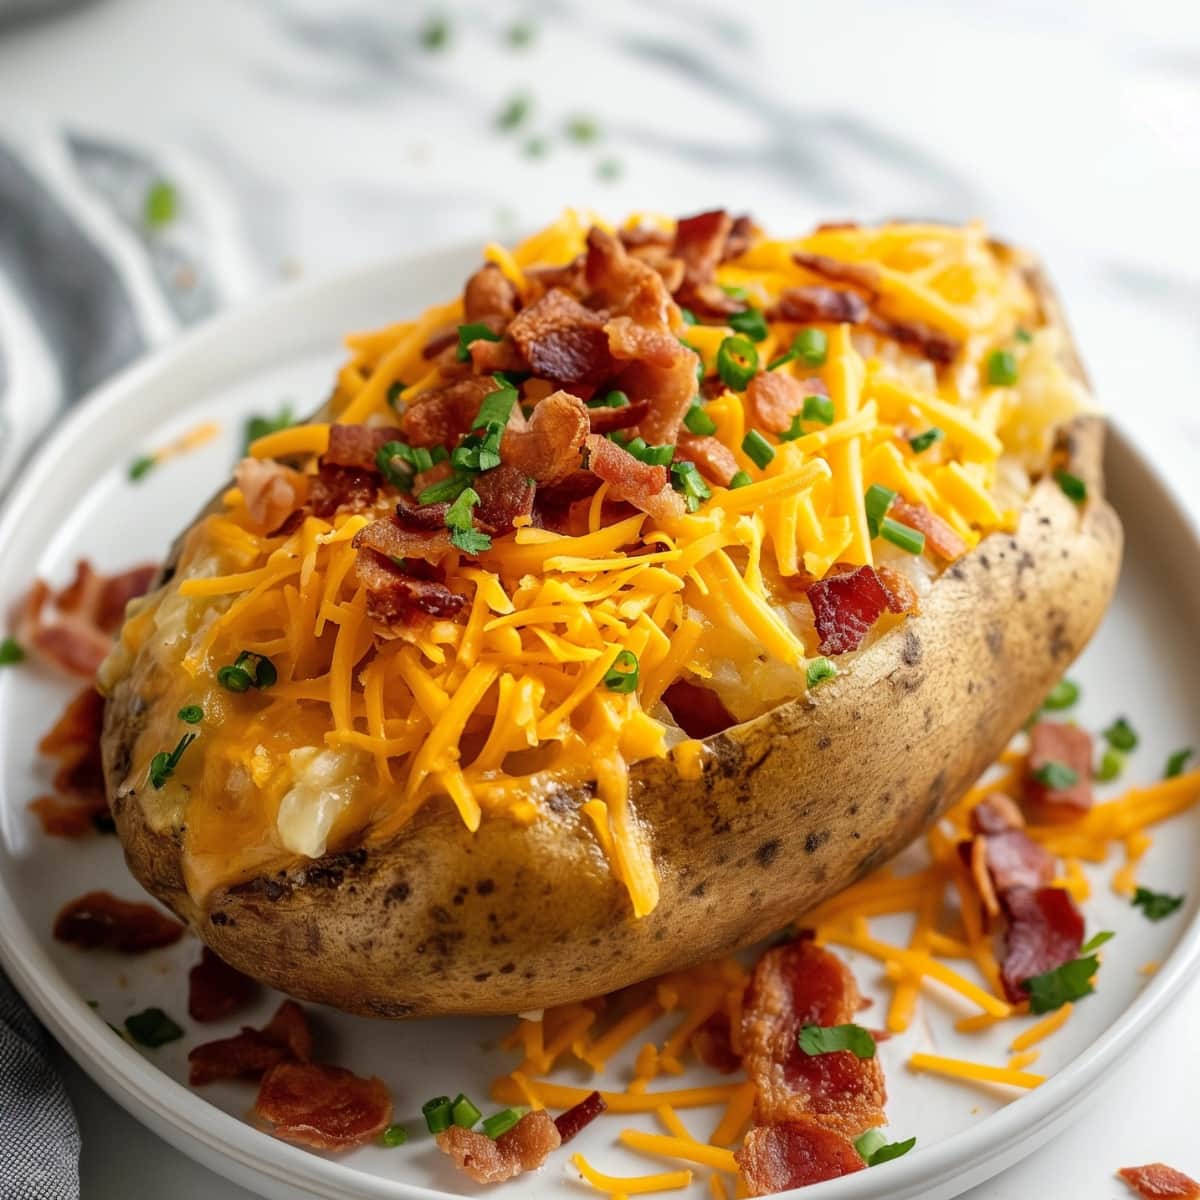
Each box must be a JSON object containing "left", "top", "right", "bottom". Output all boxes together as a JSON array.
[
  {"left": 662, "top": 678, "right": 738, "bottom": 739},
  {"left": 356, "top": 549, "right": 466, "bottom": 627},
  {"left": 791, "top": 252, "right": 880, "bottom": 295},
  {"left": 553, "top": 1090, "right": 608, "bottom": 1143},
  {"left": 890, "top": 498, "right": 966, "bottom": 561},
  {"left": 1025, "top": 721, "right": 1094, "bottom": 822},
  {"left": 309, "top": 464, "right": 378, "bottom": 519},
  {"left": 691, "top": 1011, "right": 741, "bottom": 1074},
  {"left": 672, "top": 209, "right": 739, "bottom": 314},
  {"left": 677, "top": 434, "right": 738, "bottom": 487},
  {"left": 723, "top": 214, "right": 756, "bottom": 262},
  {"left": 188, "top": 947, "right": 257, "bottom": 1023},
  {"left": 587, "top": 397, "right": 651, "bottom": 434},
  {"left": 234, "top": 457, "right": 308, "bottom": 533},
  {"left": 501, "top": 390, "right": 590, "bottom": 486},
  {"left": 436, "top": 1110, "right": 561, "bottom": 1184},
  {"left": 470, "top": 334, "right": 529, "bottom": 375},
  {"left": 13, "top": 560, "right": 157, "bottom": 678},
  {"left": 620, "top": 351, "right": 700, "bottom": 446},
  {"left": 474, "top": 464, "right": 536, "bottom": 534},
  {"left": 507, "top": 289, "right": 611, "bottom": 387},
  {"left": 255, "top": 1061, "right": 392, "bottom": 1152},
  {"left": 29, "top": 795, "right": 103, "bottom": 837},
  {"left": 29, "top": 686, "right": 109, "bottom": 836},
  {"left": 192, "top": 999, "right": 313, "bottom": 1085},
  {"left": 805, "top": 565, "right": 894, "bottom": 655},
  {"left": 745, "top": 372, "right": 817, "bottom": 435},
  {"left": 604, "top": 315, "right": 687, "bottom": 370},
  {"left": 585, "top": 226, "right": 674, "bottom": 329},
  {"left": 1119, "top": 1164, "right": 1200, "bottom": 1199},
  {"left": 412, "top": 459, "right": 453, "bottom": 497},
  {"left": 982, "top": 829, "right": 1056, "bottom": 894},
  {"left": 619, "top": 225, "right": 672, "bottom": 250},
  {"left": 53, "top": 890, "right": 184, "bottom": 953},
  {"left": 399, "top": 376, "right": 499, "bottom": 449},
  {"left": 770, "top": 286, "right": 869, "bottom": 327},
  {"left": 322, "top": 424, "right": 406, "bottom": 472},
  {"left": 875, "top": 563, "right": 920, "bottom": 616},
  {"left": 585, "top": 434, "right": 685, "bottom": 522},
  {"left": 735, "top": 1121, "right": 866, "bottom": 1194},
  {"left": 970, "top": 793, "right": 1026, "bottom": 835},
  {"left": 743, "top": 937, "right": 886, "bottom": 1137},
  {"left": 531, "top": 470, "right": 603, "bottom": 532},
  {"left": 464, "top": 262, "right": 518, "bottom": 323},
  {"left": 999, "top": 885, "right": 1085, "bottom": 1003},
  {"left": 353, "top": 514, "right": 451, "bottom": 563},
  {"left": 867, "top": 313, "right": 960, "bottom": 365}
]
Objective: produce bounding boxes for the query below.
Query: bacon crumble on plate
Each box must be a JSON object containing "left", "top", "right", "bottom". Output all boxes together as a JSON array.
[
  {"left": 189, "top": 999, "right": 313, "bottom": 1086},
  {"left": 1119, "top": 1163, "right": 1200, "bottom": 1200},
  {"left": 188, "top": 946, "right": 258, "bottom": 1023},
  {"left": 436, "top": 1111, "right": 562, "bottom": 1183},
  {"left": 52, "top": 890, "right": 184, "bottom": 953},
  {"left": 28, "top": 686, "right": 111, "bottom": 836},
  {"left": 255, "top": 1061, "right": 393, "bottom": 1152}
]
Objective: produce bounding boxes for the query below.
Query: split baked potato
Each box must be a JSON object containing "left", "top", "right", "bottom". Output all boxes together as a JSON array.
[{"left": 100, "top": 213, "right": 1121, "bottom": 1017}]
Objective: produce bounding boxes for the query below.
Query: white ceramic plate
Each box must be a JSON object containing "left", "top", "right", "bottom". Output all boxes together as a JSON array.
[{"left": 1, "top": 245, "right": 1198, "bottom": 1200}]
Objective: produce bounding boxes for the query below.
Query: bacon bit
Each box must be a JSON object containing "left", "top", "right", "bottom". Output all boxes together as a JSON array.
[
  {"left": 662, "top": 678, "right": 738, "bottom": 739},
  {"left": 470, "top": 334, "right": 529, "bottom": 375},
  {"left": 875, "top": 564, "right": 920, "bottom": 616},
  {"left": 791, "top": 252, "right": 880, "bottom": 295},
  {"left": 188, "top": 998, "right": 315, "bottom": 1086},
  {"left": 29, "top": 795, "right": 103, "bottom": 838},
  {"left": 970, "top": 793, "right": 1026, "bottom": 835},
  {"left": 722, "top": 214, "right": 757, "bottom": 262},
  {"left": 322, "top": 424, "right": 407, "bottom": 472},
  {"left": 1025, "top": 722, "right": 1094, "bottom": 821},
  {"left": 29, "top": 686, "right": 109, "bottom": 836},
  {"left": 672, "top": 209, "right": 739, "bottom": 314},
  {"left": 188, "top": 947, "right": 258, "bottom": 1023},
  {"left": 677, "top": 433, "right": 738, "bottom": 487},
  {"left": 531, "top": 470, "right": 603, "bottom": 532},
  {"left": 353, "top": 514, "right": 451, "bottom": 563},
  {"left": 399, "top": 377, "right": 499, "bottom": 449},
  {"left": 474, "top": 464, "right": 536, "bottom": 534},
  {"left": 501, "top": 390, "right": 590, "bottom": 486},
  {"left": 604, "top": 314, "right": 687, "bottom": 370},
  {"left": 234, "top": 457, "right": 308, "bottom": 533},
  {"left": 587, "top": 397, "right": 651, "bottom": 434},
  {"left": 1119, "top": 1164, "right": 1200, "bottom": 1199},
  {"left": 770, "top": 286, "right": 869, "bottom": 327},
  {"left": 691, "top": 1011, "right": 742, "bottom": 1074},
  {"left": 867, "top": 314, "right": 960, "bottom": 366},
  {"left": 585, "top": 227, "right": 674, "bottom": 330},
  {"left": 621, "top": 351, "right": 700, "bottom": 446},
  {"left": 436, "top": 1110, "right": 561, "bottom": 1184},
  {"left": 356, "top": 549, "right": 466, "bottom": 627},
  {"left": 1000, "top": 885, "right": 1085, "bottom": 1003},
  {"left": 309, "top": 464, "right": 378, "bottom": 519},
  {"left": 806, "top": 565, "right": 893, "bottom": 655},
  {"left": 13, "top": 560, "right": 157, "bottom": 678},
  {"left": 626, "top": 244, "right": 686, "bottom": 294},
  {"left": 983, "top": 830, "right": 1056, "bottom": 894},
  {"left": 619, "top": 225, "right": 672, "bottom": 250},
  {"left": 507, "top": 289, "right": 611, "bottom": 387},
  {"left": 255, "top": 1061, "right": 392, "bottom": 1152},
  {"left": 585, "top": 434, "right": 685, "bottom": 522},
  {"left": 745, "top": 372, "right": 811, "bottom": 435},
  {"left": 735, "top": 1121, "right": 866, "bottom": 1194},
  {"left": 524, "top": 258, "right": 586, "bottom": 302},
  {"left": 890, "top": 498, "right": 967, "bottom": 560},
  {"left": 53, "top": 890, "right": 185, "bottom": 953},
  {"left": 464, "top": 263, "right": 518, "bottom": 323},
  {"left": 743, "top": 937, "right": 886, "bottom": 1137},
  {"left": 554, "top": 1090, "right": 608, "bottom": 1143}
]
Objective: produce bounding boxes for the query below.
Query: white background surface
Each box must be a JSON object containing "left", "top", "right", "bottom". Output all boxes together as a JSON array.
[{"left": 1, "top": 0, "right": 1198, "bottom": 1194}]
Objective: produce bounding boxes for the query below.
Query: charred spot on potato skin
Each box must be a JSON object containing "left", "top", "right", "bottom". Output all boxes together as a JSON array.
[
  {"left": 210, "top": 911, "right": 232, "bottom": 926},
  {"left": 690, "top": 880, "right": 707, "bottom": 898},
  {"left": 985, "top": 625, "right": 1004, "bottom": 657},
  {"left": 901, "top": 630, "right": 922, "bottom": 666},
  {"left": 804, "top": 831, "right": 830, "bottom": 854},
  {"left": 499, "top": 962, "right": 516, "bottom": 974},
  {"left": 365, "top": 999, "right": 414, "bottom": 1018},
  {"left": 295, "top": 848, "right": 367, "bottom": 889},
  {"left": 816, "top": 734, "right": 833, "bottom": 750},
  {"left": 755, "top": 838, "right": 782, "bottom": 867},
  {"left": 475, "top": 878, "right": 495, "bottom": 895},
  {"left": 385, "top": 882, "right": 410, "bottom": 905}
]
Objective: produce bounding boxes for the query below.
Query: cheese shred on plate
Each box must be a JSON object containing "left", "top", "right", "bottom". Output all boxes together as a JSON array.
[{"left": 99, "top": 210, "right": 1089, "bottom": 910}]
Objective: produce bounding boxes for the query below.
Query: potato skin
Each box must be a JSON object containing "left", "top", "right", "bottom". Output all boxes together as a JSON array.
[{"left": 103, "top": 270, "right": 1123, "bottom": 1019}]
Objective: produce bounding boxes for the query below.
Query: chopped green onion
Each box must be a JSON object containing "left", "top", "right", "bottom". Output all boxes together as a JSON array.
[
  {"left": 1165, "top": 748, "right": 1195, "bottom": 779},
  {"left": 1080, "top": 930, "right": 1114, "bottom": 954},
  {"left": 1103, "top": 717, "right": 1139, "bottom": 753},
  {"left": 986, "top": 348, "right": 1019, "bottom": 387},
  {"left": 863, "top": 1136, "right": 917, "bottom": 1166},
  {"left": 422, "top": 1096, "right": 454, "bottom": 1134},
  {"left": 496, "top": 93, "right": 531, "bottom": 130},
  {"left": 456, "top": 322, "right": 502, "bottom": 362},
  {"left": 863, "top": 484, "right": 896, "bottom": 538},
  {"left": 216, "top": 665, "right": 252, "bottom": 693},
  {"left": 643, "top": 444, "right": 675, "bottom": 467},
  {"left": 128, "top": 455, "right": 156, "bottom": 482},
  {"left": 671, "top": 461, "right": 711, "bottom": 511},
  {"left": 177, "top": 705, "right": 204, "bottom": 725},
  {"left": 717, "top": 335, "right": 759, "bottom": 391},
  {"left": 217, "top": 651, "right": 276, "bottom": 692},
  {"left": 143, "top": 180, "right": 177, "bottom": 229},
  {"left": 590, "top": 389, "right": 629, "bottom": 410},
  {"left": 381, "top": 1124, "right": 408, "bottom": 1147},
  {"left": 124, "top": 1007, "right": 183, "bottom": 1048},
  {"left": 721, "top": 284, "right": 748, "bottom": 300},
  {"left": 0, "top": 636, "right": 24, "bottom": 666},
  {"left": 798, "top": 1023, "right": 876, "bottom": 1059},
  {"left": 1096, "top": 746, "right": 1125, "bottom": 782},
  {"left": 683, "top": 401, "right": 718, "bottom": 436},
  {"left": 1055, "top": 470, "right": 1087, "bottom": 503},
  {"left": 853, "top": 1129, "right": 887, "bottom": 1164},
  {"left": 728, "top": 470, "right": 752, "bottom": 490},
  {"left": 806, "top": 657, "right": 837, "bottom": 689},
  {"left": 1132, "top": 888, "right": 1184, "bottom": 921},
  {"left": 793, "top": 327, "right": 828, "bottom": 367},
  {"left": 565, "top": 115, "right": 600, "bottom": 143},
  {"left": 376, "top": 441, "right": 415, "bottom": 490},
  {"left": 1015, "top": 327, "right": 1033, "bottom": 344},
  {"left": 1042, "top": 679, "right": 1080, "bottom": 711},
  {"left": 728, "top": 309, "right": 768, "bottom": 343},
  {"left": 451, "top": 1094, "right": 482, "bottom": 1129},
  {"left": 742, "top": 430, "right": 775, "bottom": 469},
  {"left": 603, "top": 649, "right": 639, "bottom": 694},
  {"left": 1031, "top": 760, "right": 1079, "bottom": 790},
  {"left": 880, "top": 520, "right": 925, "bottom": 556},
  {"left": 148, "top": 732, "right": 196, "bottom": 790},
  {"left": 625, "top": 437, "right": 648, "bottom": 460},
  {"left": 1021, "top": 953, "right": 1100, "bottom": 1013},
  {"left": 802, "top": 394, "right": 835, "bottom": 426},
  {"left": 480, "top": 1108, "right": 527, "bottom": 1139},
  {"left": 445, "top": 487, "right": 492, "bottom": 555},
  {"left": 243, "top": 405, "right": 295, "bottom": 454},
  {"left": 386, "top": 381, "right": 406, "bottom": 409},
  {"left": 418, "top": 474, "right": 471, "bottom": 505},
  {"left": 909, "top": 427, "right": 944, "bottom": 454},
  {"left": 505, "top": 20, "right": 535, "bottom": 47},
  {"left": 679, "top": 308, "right": 697, "bottom": 327},
  {"left": 473, "top": 386, "right": 518, "bottom": 431},
  {"left": 419, "top": 15, "right": 450, "bottom": 50}
]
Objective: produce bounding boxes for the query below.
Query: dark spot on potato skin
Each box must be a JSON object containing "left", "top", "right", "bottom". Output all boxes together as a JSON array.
[
  {"left": 986, "top": 625, "right": 1004, "bottom": 657},
  {"left": 473, "top": 971, "right": 491, "bottom": 982},
  {"left": 816, "top": 734, "right": 833, "bottom": 750},
  {"left": 901, "top": 630, "right": 922, "bottom": 666},
  {"left": 499, "top": 963, "right": 515, "bottom": 974},
  {"left": 475, "top": 878, "right": 495, "bottom": 895},
  {"left": 755, "top": 838, "right": 782, "bottom": 867},
  {"left": 691, "top": 881, "right": 707, "bottom": 898},
  {"left": 804, "top": 832, "right": 829, "bottom": 854},
  {"left": 210, "top": 911, "right": 231, "bottom": 926},
  {"left": 385, "top": 882, "right": 410, "bottom": 905}
]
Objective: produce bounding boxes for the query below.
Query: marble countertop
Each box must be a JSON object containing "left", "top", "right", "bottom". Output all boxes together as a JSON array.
[{"left": 1, "top": 0, "right": 1198, "bottom": 1195}]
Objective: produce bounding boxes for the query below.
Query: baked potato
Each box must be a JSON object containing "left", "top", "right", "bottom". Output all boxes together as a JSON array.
[{"left": 100, "top": 212, "right": 1121, "bottom": 1017}]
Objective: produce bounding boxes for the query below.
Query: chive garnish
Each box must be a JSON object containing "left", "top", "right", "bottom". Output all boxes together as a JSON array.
[
  {"left": 728, "top": 470, "right": 752, "bottom": 490},
  {"left": 1096, "top": 746, "right": 1125, "bottom": 782},
  {"left": 177, "top": 705, "right": 204, "bottom": 725},
  {"left": 670, "top": 461, "right": 711, "bottom": 511},
  {"left": 717, "top": 335, "right": 759, "bottom": 391},
  {"left": 381, "top": 1124, "right": 408, "bottom": 1147},
  {"left": 148, "top": 733, "right": 197, "bottom": 790},
  {"left": 728, "top": 309, "right": 768, "bottom": 343},
  {"left": 217, "top": 651, "right": 276, "bottom": 693},
  {"left": 683, "top": 400, "right": 718, "bottom": 436},
  {"left": 419, "top": 15, "right": 450, "bottom": 50},
  {"left": 386, "top": 381, "right": 406, "bottom": 409},
  {"left": 1103, "top": 717, "right": 1139, "bottom": 752},
  {"left": 864, "top": 484, "right": 896, "bottom": 538},
  {"left": 986, "top": 348, "right": 1019, "bottom": 386},
  {"left": 1132, "top": 888, "right": 1184, "bottom": 921},
  {"left": 793, "top": 328, "right": 828, "bottom": 366},
  {"left": 909, "top": 427, "right": 944, "bottom": 453},
  {"left": 806, "top": 658, "right": 838, "bottom": 690},
  {"left": 143, "top": 180, "right": 177, "bottom": 229},
  {"left": 879, "top": 517, "right": 925, "bottom": 555},
  {"left": 603, "top": 649, "right": 639, "bottom": 694},
  {"left": 802, "top": 394, "right": 835, "bottom": 426},
  {"left": 565, "top": 115, "right": 600, "bottom": 144},
  {"left": 741, "top": 430, "right": 774, "bottom": 470},
  {"left": 496, "top": 93, "right": 531, "bottom": 130},
  {"left": 1031, "top": 760, "right": 1079, "bottom": 790},
  {"left": 480, "top": 1107, "right": 526, "bottom": 1139},
  {"left": 129, "top": 454, "right": 156, "bottom": 482},
  {"left": 0, "top": 636, "right": 24, "bottom": 666},
  {"left": 422, "top": 1096, "right": 454, "bottom": 1134},
  {"left": 1165, "top": 748, "right": 1195, "bottom": 779},
  {"left": 456, "top": 323, "right": 502, "bottom": 363},
  {"left": 1055, "top": 470, "right": 1087, "bottom": 503},
  {"left": 451, "top": 1093, "right": 483, "bottom": 1129},
  {"left": 124, "top": 1007, "right": 183, "bottom": 1048},
  {"left": 1042, "top": 679, "right": 1080, "bottom": 711}
]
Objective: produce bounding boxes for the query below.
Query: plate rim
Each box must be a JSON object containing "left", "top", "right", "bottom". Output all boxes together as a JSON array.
[{"left": 1, "top": 243, "right": 1198, "bottom": 1200}]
